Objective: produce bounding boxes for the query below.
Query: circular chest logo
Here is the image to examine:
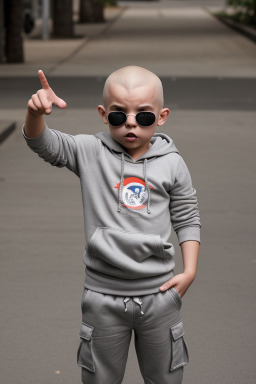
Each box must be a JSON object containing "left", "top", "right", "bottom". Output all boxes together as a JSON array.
[{"left": 115, "top": 177, "right": 153, "bottom": 211}]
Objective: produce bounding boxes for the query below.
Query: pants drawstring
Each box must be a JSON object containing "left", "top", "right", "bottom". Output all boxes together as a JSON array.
[{"left": 123, "top": 297, "right": 144, "bottom": 315}]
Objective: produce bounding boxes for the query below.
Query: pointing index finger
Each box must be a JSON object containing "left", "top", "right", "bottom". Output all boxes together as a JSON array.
[{"left": 38, "top": 69, "right": 50, "bottom": 90}]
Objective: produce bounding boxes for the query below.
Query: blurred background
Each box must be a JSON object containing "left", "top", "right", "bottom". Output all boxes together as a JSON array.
[
  {"left": 0, "top": 1, "right": 256, "bottom": 384},
  {"left": 1, "top": 0, "right": 256, "bottom": 63}
]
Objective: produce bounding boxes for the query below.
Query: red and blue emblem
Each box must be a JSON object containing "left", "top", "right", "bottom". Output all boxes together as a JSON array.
[{"left": 114, "top": 177, "right": 153, "bottom": 211}]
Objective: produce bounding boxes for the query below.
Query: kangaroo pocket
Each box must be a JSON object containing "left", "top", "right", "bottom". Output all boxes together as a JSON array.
[{"left": 86, "top": 226, "right": 171, "bottom": 279}]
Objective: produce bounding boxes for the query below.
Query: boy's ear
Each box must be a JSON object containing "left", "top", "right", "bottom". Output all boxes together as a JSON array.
[
  {"left": 157, "top": 108, "right": 170, "bottom": 126},
  {"left": 98, "top": 105, "right": 108, "bottom": 124}
]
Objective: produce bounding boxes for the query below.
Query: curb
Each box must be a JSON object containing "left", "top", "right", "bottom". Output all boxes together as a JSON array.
[
  {"left": 217, "top": 16, "right": 256, "bottom": 44},
  {"left": 0, "top": 122, "right": 16, "bottom": 145},
  {"left": 205, "top": 8, "right": 256, "bottom": 44}
]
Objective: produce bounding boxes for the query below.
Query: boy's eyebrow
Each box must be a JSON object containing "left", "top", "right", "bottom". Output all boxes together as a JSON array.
[
  {"left": 109, "top": 103, "right": 154, "bottom": 110},
  {"left": 109, "top": 103, "right": 125, "bottom": 109},
  {"left": 137, "top": 104, "right": 154, "bottom": 109}
]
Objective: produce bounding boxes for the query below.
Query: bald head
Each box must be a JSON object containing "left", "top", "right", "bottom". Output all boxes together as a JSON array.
[{"left": 103, "top": 66, "right": 164, "bottom": 109}]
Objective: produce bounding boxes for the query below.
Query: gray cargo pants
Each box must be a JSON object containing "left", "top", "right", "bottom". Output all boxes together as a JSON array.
[{"left": 77, "top": 287, "right": 189, "bottom": 384}]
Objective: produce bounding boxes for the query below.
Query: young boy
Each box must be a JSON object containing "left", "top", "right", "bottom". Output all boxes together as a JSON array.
[{"left": 23, "top": 65, "right": 201, "bottom": 384}]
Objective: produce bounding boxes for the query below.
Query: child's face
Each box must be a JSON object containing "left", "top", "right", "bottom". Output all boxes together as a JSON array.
[{"left": 98, "top": 82, "right": 169, "bottom": 160}]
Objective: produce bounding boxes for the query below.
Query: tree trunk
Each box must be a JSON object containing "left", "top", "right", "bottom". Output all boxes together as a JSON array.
[
  {"left": 93, "top": 0, "right": 104, "bottom": 22},
  {"left": 0, "top": 0, "right": 4, "bottom": 62},
  {"left": 5, "top": 0, "right": 24, "bottom": 63},
  {"left": 80, "top": 0, "right": 104, "bottom": 23},
  {"left": 53, "top": 0, "right": 74, "bottom": 38}
]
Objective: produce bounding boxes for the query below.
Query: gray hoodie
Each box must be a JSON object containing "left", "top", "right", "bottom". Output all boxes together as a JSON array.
[{"left": 22, "top": 124, "right": 201, "bottom": 296}]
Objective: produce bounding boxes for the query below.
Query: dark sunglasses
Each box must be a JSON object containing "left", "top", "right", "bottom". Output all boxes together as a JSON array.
[{"left": 108, "top": 111, "right": 156, "bottom": 127}]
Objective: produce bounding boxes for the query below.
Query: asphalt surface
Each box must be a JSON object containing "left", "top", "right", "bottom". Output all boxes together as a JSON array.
[
  {"left": 0, "top": 1, "right": 256, "bottom": 384},
  {"left": 1, "top": 76, "right": 256, "bottom": 110}
]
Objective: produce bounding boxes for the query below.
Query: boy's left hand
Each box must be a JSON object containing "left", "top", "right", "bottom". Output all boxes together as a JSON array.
[{"left": 159, "top": 272, "right": 195, "bottom": 298}]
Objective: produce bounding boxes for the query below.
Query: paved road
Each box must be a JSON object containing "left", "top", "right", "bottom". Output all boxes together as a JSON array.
[
  {"left": 0, "top": 1, "right": 256, "bottom": 384},
  {"left": 1, "top": 76, "right": 256, "bottom": 110}
]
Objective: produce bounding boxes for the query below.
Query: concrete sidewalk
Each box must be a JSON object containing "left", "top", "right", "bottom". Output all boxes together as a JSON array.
[
  {"left": 0, "top": 1, "right": 256, "bottom": 384},
  {"left": 0, "top": 121, "right": 16, "bottom": 144},
  {"left": 0, "top": 5, "right": 126, "bottom": 77},
  {"left": 1, "top": 0, "right": 255, "bottom": 78},
  {"left": 0, "top": 5, "right": 126, "bottom": 142}
]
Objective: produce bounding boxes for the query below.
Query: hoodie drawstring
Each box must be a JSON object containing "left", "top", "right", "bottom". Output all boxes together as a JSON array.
[
  {"left": 124, "top": 297, "right": 144, "bottom": 315},
  {"left": 117, "top": 153, "right": 151, "bottom": 214},
  {"left": 143, "top": 158, "right": 151, "bottom": 214},
  {"left": 117, "top": 153, "right": 125, "bottom": 213}
]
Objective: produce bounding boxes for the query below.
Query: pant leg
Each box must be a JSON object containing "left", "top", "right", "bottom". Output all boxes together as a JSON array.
[
  {"left": 133, "top": 288, "right": 188, "bottom": 384},
  {"left": 77, "top": 288, "right": 132, "bottom": 384}
]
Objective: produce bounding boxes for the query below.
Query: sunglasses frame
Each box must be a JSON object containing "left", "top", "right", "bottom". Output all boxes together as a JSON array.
[{"left": 107, "top": 111, "right": 156, "bottom": 127}]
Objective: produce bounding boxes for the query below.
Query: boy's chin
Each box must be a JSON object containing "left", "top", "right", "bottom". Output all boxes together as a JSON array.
[{"left": 114, "top": 138, "right": 135, "bottom": 152}]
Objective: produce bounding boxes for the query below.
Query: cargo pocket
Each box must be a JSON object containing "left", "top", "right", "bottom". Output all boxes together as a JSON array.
[
  {"left": 170, "top": 320, "right": 189, "bottom": 371},
  {"left": 77, "top": 322, "right": 96, "bottom": 373}
]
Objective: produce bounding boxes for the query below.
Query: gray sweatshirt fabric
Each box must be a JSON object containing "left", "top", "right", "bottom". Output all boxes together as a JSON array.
[{"left": 22, "top": 124, "right": 201, "bottom": 296}]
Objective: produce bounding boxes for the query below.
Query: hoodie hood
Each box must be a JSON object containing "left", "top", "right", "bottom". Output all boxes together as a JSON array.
[
  {"left": 95, "top": 131, "right": 179, "bottom": 214},
  {"left": 94, "top": 131, "right": 179, "bottom": 161}
]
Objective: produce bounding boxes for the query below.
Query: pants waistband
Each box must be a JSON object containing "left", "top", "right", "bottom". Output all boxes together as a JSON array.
[{"left": 123, "top": 297, "right": 144, "bottom": 315}]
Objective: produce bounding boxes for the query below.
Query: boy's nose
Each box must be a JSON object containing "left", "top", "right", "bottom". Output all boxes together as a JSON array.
[{"left": 126, "top": 114, "right": 137, "bottom": 127}]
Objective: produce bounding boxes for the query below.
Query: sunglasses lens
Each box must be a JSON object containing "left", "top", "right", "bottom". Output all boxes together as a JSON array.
[
  {"left": 136, "top": 112, "right": 156, "bottom": 127},
  {"left": 108, "top": 112, "right": 126, "bottom": 127}
]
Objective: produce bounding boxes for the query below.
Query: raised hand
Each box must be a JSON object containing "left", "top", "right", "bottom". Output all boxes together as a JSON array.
[{"left": 27, "top": 70, "right": 67, "bottom": 116}]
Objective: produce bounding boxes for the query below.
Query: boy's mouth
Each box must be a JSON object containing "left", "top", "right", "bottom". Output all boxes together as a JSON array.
[{"left": 125, "top": 133, "right": 137, "bottom": 137}]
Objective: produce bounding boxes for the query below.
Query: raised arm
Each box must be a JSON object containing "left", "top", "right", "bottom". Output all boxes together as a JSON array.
[
  {"left": 25, "top": 70, "right": 67, "bottom": 138},
  {"left": 23, "top": 70, "right": 80, "bottom": 174},
  {"left": 23, "top": 70, "right": 101, "bottom": 177}
]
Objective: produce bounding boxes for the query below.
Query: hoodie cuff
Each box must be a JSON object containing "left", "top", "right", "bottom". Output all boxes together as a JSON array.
[
  {"left": 176, "top": 226, "right": 201, "bottom": 245},
  {"left": 22, "top": 123, "right": 52, "bottom": 148}
]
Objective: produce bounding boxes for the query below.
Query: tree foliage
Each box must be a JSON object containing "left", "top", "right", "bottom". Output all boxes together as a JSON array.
[{"left": 227, "top": 0, "right": 256, "bottom": 25}]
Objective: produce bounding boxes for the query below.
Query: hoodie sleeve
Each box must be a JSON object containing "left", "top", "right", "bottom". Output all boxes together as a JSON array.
[
  {"left": 22, "top": 123, "right": 100, "bottom": 177},
  {"left": 169, "top": 155, "right": 201, "bottom": 245}
]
